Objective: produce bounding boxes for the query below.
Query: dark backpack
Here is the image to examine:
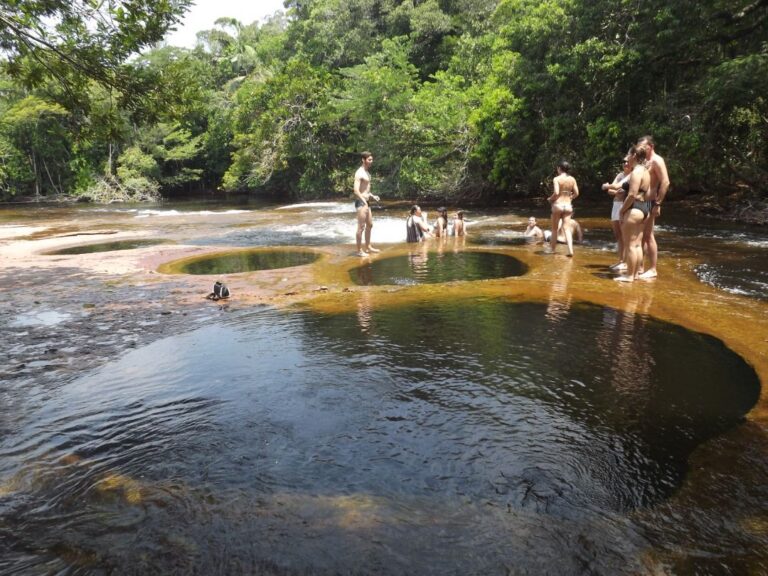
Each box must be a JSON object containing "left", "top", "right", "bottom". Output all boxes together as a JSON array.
[{"left": 207, "top": 281, "right": 230, "bottom": 301}]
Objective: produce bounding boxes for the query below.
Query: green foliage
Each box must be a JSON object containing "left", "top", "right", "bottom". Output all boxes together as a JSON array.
[
  {"left": 117, "top": 146, "right": 160, "bottom": 182},
  {"left": 118, "top": 123, "right": 203, "bottom": 191},
  {"left": 330, "top": 37, "right": 420, "bottom": 193},
  {"left": 1, "top": 95, "right": 72, "bottom": 197},
  {"left": 1, "top": 0, "right": 766, "bottom": 203},
  {"left": 223, "top": 57, "right": 333, "bottom": 196},
  {"left": 0, "top": 0, "right": 192, "bottom": 100}
]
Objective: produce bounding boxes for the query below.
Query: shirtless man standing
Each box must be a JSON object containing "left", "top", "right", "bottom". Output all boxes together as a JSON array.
[
  {"left": 637, "top": 135, "right": 670, "bottom": 279},
  {"left": 353, "top": 151, "right": 380, "bottom": 256}
]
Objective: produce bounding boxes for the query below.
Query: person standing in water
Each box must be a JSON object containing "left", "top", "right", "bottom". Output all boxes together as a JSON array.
[
  {"left": 603, "top": 158, "right": 632, "bottom": 271},
  {"left": 636, "top": 135, "right": 670, "bottom": 279},
  {"left": 353, "top": 151, "right": 380, "bottom": 256},
  {"left": 615, "top": 144, "right": 653, "bottom": 282},
  {"left": 547, "top": 160, "right": 579, "bottom": 256}
]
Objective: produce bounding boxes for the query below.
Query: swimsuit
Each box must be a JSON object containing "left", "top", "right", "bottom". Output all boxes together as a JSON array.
[
  {"left": 552, "top": 202, "right": 573, "bottom": 213},
  {"left": 406, "top": 216, "right": 424, "bottom": 243},
  {"left": 611, "top": 175, "right": 629, "bottom": 221},
  {"left": 632, "top": 200, "right": 652, "bottom": 220},
  {"left": 611, "top": 201, "right": 623, "bottom": 222},
  {"left": 622, "top": 169, "right": 651, "bottom": 219},
  {"left": 354, "top": 199, "right": 367, "bottom": 209}
]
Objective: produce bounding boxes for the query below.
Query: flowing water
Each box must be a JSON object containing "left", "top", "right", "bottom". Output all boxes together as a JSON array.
[{"left": 0, "top": 199, "right": 766, "bottom": 575}]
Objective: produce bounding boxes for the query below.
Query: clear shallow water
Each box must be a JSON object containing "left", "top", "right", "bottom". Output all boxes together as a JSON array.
[
  {"left": 43, "top": 238, "right": 170, "bottom": 255},
  {"left": 17, "top": 199, "right": 764, "bottom": 300},
  {"left": 167, "top": 249, "right": 321, "bottom": 275},
  {"left": 351, "top": 251, "right": 528, "bottom": 285},
  {"left": 0, "top": 300, "right": 759, "bottom": 574},
  {"left": 1, "top": 199, "right": 767, "bottom": 574}
]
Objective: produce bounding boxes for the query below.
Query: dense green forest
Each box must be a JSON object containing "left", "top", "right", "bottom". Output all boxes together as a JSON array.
[{"left": 0, "top": 0, "right": 765, "bottom": 206}]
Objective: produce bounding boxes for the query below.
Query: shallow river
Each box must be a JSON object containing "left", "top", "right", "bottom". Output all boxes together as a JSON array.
[{"left": 0, "top": 199, "right": 766, "bottom": 575}]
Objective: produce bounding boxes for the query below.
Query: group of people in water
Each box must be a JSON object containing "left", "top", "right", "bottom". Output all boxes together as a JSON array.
[
  {"left": 405, "top": 205, "right": 466, "bottom": 243},
  {"left": 352, "top": 151, "right": 466, "bottom": 256},
  {"left": 517, "top": 134, "right": 670, "bottom": 282},
  {"left": 351, "top": 136, "right": 670, "bottom": 282},
  {"left": 602, "top": 135, "right": 670, "bottom": 281}
]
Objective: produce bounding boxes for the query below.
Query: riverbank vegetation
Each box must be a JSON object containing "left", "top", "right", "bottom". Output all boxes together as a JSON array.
[{"left": 0, "top": 0, "right": 765, "bottom": 214}]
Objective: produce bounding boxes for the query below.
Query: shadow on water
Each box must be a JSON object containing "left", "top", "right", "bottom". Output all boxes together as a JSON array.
[{"left": 0, "top": 298, "right": 760, "bottom": 574}]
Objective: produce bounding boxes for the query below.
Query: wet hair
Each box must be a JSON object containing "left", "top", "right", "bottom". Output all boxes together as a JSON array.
[
  {"left": 634, "top": 143, "right": 650, "bottom": 164},
  {"left": 361, "top": 151, "right": 373, "bottom": 161},
  {"left": 637, "top": 135, "right": 655, "bottom": 148},
  {"left": 410, "top": 205, "right": 420, "bottom": 215},
  {"left": 436, "top": 207, "right": 448, "bottom": 231},
  {"left": 557, "top": 160, "right": 570, "bottom": 173},
  {"left": 457, "top": 210, "right": 464, "bottom": 220}
]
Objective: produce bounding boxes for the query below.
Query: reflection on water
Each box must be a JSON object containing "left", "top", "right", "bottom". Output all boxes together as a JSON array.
[
  {"left": 351, "top": 250, "right": 527, "bottom": 285},
  {"left": 694, "top": 250, "right": 768, "bottom": 300},
  {"left": 545, "top": 257, "right": 574, "bottom": 322},
  {"left": 165, "top": 250, "right": 320, "bottom": 275},
  {"left": 0, "top": 301, "right": 759, "bottom": 573}
]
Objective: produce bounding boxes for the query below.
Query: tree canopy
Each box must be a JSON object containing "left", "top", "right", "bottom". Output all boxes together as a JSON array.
[{"left": 0, "top": 0, "right": 765, "bottom": 205}]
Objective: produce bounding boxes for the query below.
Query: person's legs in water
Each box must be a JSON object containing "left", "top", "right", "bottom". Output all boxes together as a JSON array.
[
  {"left": 639, "top": 214, "right": 658, "bottom": 278},
  {"left": 356, "top": 205, "right": 369, "bottom": 256},
  {"left": 549, "top": 208, "right": 562, "bottom": 253},
  {"left": 562, "top": 212, "right": 575, "bottom": 256},
  {"left": 364, "top": 208, "right": 378, "bottom": 252},
  {"left": 615, "top": 209, "right": 645, "bottom": 282}
]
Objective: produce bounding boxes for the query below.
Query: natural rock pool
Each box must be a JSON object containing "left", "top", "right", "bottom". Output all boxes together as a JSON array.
[
  {"left": 0, "top": 200, "right": 766, "bottom": 574},
  {"left": 159, "top": 248, "right": 321, "bottom": 275},
  {"left": 350, "top": 250, "right": 527, "bottom": 285}
]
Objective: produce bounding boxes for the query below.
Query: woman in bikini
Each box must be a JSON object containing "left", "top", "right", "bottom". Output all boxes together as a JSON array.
[
  {"left": 615, "top": 144, "right": 652, "bottom": 282},
  {"left": 602, "top": 158, "right": 632, "bottom": 270},
  {"left": 547, "top": 160, "right": 579, "bottom": 256}
]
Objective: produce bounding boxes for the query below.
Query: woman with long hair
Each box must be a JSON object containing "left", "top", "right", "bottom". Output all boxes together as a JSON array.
[
  {"left": 615, "top": 144, "right": 652, "bottom": 282},
  {"left": 547, "top": 160, "right": 579, "bottom": 256},
  {"left": 603, "top": 158, "right": 632, "bottom": 270}
]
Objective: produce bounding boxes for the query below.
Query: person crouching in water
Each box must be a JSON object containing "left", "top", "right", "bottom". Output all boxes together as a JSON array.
[
  {"left": 406, "top": 205, "right": 431, "bottom": 242},
  {"left": 525, "top": 216, "right": 544, "bottom": 241}
]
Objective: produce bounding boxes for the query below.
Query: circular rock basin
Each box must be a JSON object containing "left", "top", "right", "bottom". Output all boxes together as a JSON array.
[
  {"left": 160, "top": 249, "right": 320, "bottom": 275},
  {"left": 44, "top": 239, "right": 169, "bottom": 255},
  {"left": 4, "top": 299, "right": 758, "bottom": 574},
  {"left": 351, "top": 250, "right": 527, "bottom": 285}
]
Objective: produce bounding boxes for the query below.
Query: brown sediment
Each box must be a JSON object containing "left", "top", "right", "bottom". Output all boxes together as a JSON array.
[{"left": 304, "top": 244, "right": 768, "bottom": 414}]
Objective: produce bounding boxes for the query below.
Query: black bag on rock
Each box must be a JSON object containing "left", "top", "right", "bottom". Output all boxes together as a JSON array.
[{"left": 207, "top": 281, "right": 230, "bottom": 301}]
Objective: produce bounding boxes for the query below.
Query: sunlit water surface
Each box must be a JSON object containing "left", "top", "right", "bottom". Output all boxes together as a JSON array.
[
  {"left": 351, "top": 251, "right": 528, "bottom": 285},
  {"left": 0, "top": 300, "right": 760, "bottom": 574},
  {"left": 1, "top": 199, "right": 766, "bottom": 574}
]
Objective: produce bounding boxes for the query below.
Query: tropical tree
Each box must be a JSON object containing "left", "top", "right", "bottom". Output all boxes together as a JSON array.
[
  {"left": 0, "top": 0, "right": 192, "bottom": 99},
  {"left": 1, "top": 95, "right": 71, "bottom": 197}
]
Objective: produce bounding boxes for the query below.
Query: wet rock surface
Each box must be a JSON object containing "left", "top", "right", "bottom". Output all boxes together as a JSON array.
[{"left": 0, "top": 266, "right": 222, "bottom": 387}]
